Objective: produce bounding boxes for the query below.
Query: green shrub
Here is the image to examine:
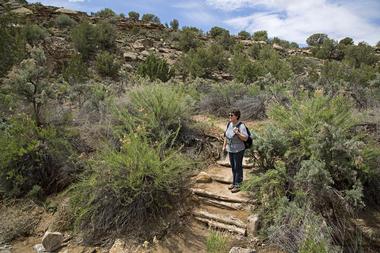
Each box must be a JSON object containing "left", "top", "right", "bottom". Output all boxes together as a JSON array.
[
  {"left": 178, "top": 29, "right": 202, "bottom": 52},
  {"left": 0, "top": 116, "right": 80, "bottom": 199},
  {"left": 22, "top": 24, "right": 48, "bottom": 44},
  {"left": 180, "top": 44, "right": 227, "bottom": 79},
  {"left": 306, "top": 33, "right": 328, "bottom": 46},
  {"left": 141, "top": 13, "right": 160, "bottom": 23},
  {"left": 170, "top": 18, "right": 179, "bottom": 30},
  {"left": 6, "top": 47, "right": 52, "bottom": 126},
  {"left": 137, "top": 54, "right": 174, "bottom": 82},
  {"left": 63, "top": 54, "right": 88, "bottom": 85},
  {"left": 55, "top": 14, "right": 77, "bottom": 28},
  {"left": 208, "top": 26, "right": 229, "bottom": 38},
  {"left": 95, "top": 8, "right": 116, "bottom": 18},
  {"left": 238, "top": 30, "right": 250, "bottom": 39},
  {"left": 95, "top": 51, "right": 120, "bottom": 78},
  {"left": 252, "top": 30, "right": 268, "bottom": 41},
  {"left": 244, "top": 95, "right": 380, "bottom": 251},
  {"left": 339, "top": 37, "right": 354, "bottom": 46},
  {"left": 124, "top": 84, "right": 192, "bottom": 142},
  {"left": 0, "top": 14, "right": 26, "bottom": 78},
  {"left": 70, "top": 132, "right": 190, "bottom": 242},
  {"left": 206, "top": 230, "right": 229, "bottom": 253},
  {"left": 95, "top": 21, "right": 116, "bottom": 50},
  {"left": 128, "top": 11, "right": 140, "bottom": 21},
  {"left": 229, "top": 52, "right": 264, "bottom": 84},
  {"left": 71, "top": 22, "right": 97, "bottom": 60},
  {"left": 344, "top": 42, "right": 378, "bottom": 68}
]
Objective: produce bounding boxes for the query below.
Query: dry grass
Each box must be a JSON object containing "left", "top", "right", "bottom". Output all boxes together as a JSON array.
[{"left": 0, "top": 200, "right": 42, "bottom": 244}]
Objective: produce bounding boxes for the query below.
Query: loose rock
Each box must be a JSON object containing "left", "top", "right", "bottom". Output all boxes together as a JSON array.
[
  {"left": 195, "top": 172, "right": 212, "bottom": 183},
  {"left": 41, "top": 231, "right": 64, "bottom": 252},
  {"left": 229, "top": 247, "right": 256, "bottom": 253}
]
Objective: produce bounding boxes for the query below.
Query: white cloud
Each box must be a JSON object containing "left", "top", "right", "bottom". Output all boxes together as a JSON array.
[
  {"left": 206, "top": 0, "right": 380, "bottom": 45},
  {"left": 68, "top": 0, "right": 85, "bottom": 2}
]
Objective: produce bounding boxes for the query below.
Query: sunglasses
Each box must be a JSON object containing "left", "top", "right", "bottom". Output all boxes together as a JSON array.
[{"left": 229, "top": 114, "right": 235, "bottom": 117}]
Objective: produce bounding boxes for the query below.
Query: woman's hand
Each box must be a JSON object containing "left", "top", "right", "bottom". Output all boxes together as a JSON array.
[{"left": 233, "top": 127, "right": 239, "bottom": 134}]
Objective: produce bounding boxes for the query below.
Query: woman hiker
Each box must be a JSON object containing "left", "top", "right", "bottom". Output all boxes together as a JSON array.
[{"left": 222, "top": 109, "right": 248, "bottom": 193}]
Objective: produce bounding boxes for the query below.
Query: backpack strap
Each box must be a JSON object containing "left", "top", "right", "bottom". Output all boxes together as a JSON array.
[{"left": 224, "top": 121, "right": 230, "bottom": 137}]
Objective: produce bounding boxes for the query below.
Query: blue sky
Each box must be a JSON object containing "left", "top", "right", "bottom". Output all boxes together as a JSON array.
[{"left": 28, "top": 0, "right": 380, "bottom": 45}]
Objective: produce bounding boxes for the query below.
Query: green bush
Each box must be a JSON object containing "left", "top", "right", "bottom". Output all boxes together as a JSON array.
[
  {"left": 208, "top": 26, "right": 229, "bottom": 38},
  {"left": 252, "top": 30, "right": 268, "bottom": 41},
  {"left": 123, "top": 84, "right": 192, "bottom": 142},
  {"left": 95, "top": 21, "right": 116, "bottom": 50},
  {"left": 22, "top": 24, "right": 48, "bottom": 45},
  {"left": 0, "top": 116, "right": 80, "bottom": 199},
  {"left": 141, "top": 13, "right": 160, "bottom": 23},
  {"left": 180, "top": 44, "right": 227, "bottom": 78},
  {"left": 243, "top": 95, "right": 380, "bottom": 251},
  {"left": 128, "top": 11, "right": 139, "bottom": 21},
  {"left": 6, "top": 47, "right": 52, "bottom": 126},
  {"left": 70, "top": 132, "right": 190, "bottom": 242},
  {"left": 0, "top": 14, "right": 26, "bottom": 78},
  {"left": 306, "top": 33, "right": 328, "bottom": 46},
  {"left": 95, "top": 51, "right": 120, "bottom": 78},
  {"left": 339, "top": 37, "right": 354, "bottom": 46},
  {"left": 238, "top": 30, "right": 250, "bottom": 39},
  {"left": 137, "top": 54, "right": 174, "bottom": 82},
  {"left": 229, "top": 52, "right": 264, "bottom": 84},
  {"left": 178, "top": 29, "right": 202, "bottom": 52},
  {"left": 63, "top": 54, "right": 88, "bottom": 84},
  {"left": 170, "top": 18, "right": 179, "bottom": 30},
  {"left": 344, "top": 42, "right": 378, "bottom": 68},
  {"left": 95, "top": 8, "right": 116, "bottom": 18},
  {"left": 71, "top": 22, "right": 97, "bottom": 60},
  {"left": 55, "top": 14, "right": 77, "bottom": 28}
]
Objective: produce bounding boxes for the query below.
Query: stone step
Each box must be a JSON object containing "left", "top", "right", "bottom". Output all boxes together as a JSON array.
[
  {"left": 217, "top": 156, "right": 254, "bottom": 169},
  {"left": 193, "top": 195, "right": 245, "bottom": 210},
  {"left": 191, "top": 184, "right": 255, "bottom": 204},
  {"left": 193, "top": 208, "right": 247, "bottom": 228},
  {"left": 194, "top": 217, "right": 246, "bottom": 236}
]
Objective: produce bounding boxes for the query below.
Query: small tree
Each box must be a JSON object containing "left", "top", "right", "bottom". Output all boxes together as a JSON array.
[
  {"left": 55, "top": 14, "right": 77, "bottom": 28},
  {"left": 141, "top": 13, "right": 160, "bottom": 24},
  {"left": 6, "top": 47, "right": 52, "bottom": 126},
  {"left": 137, "top": 54, "right": 174, "bottom": 82},
  {"left": 344, "top": 42, "right": 378, "bottom": 68},
  {"left": 252, "top": 30, "right": 268, "bottom": 41},
  {"left": 306, "top": 33, "right": 328, "bottom": 46},
  {"left": 95, "top": 51, "right": 120, "bottom": 78},
  {"left": 22, "top": 24, "right": 48, "bottom": 45},
  {"left": 339, "top": 37, "right": 354, "bottom": 46},
  {"left": 95, "top": 21, "right": 116, "bottom": 50},
  {"left": 178, "top": 29, "right": 201, "bottom": 52},
  {"left": 238, "top": 30, "right": 250, "bottom": 40},
  {"left": 95, "top": 8, "right": 116, "bottom": 18},
  {"left": 63, "top": 54, "right": 88, "bottom": 85},
  {"left": 128, "top": 11, "right": 140, "bottom": 21},
  {"left": 209, "top": 26, "right": 229, "bottom": 38},
  {"left": 71, "top": 22, "right": 97, "bottom": 60},
  {"left": 170, "top": 19, "right": 179, "bottom": 30}
]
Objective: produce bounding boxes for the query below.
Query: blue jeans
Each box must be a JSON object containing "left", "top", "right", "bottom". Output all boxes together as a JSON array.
[{"left": 229, "top": 150, "right": 245, "bottom": 187}]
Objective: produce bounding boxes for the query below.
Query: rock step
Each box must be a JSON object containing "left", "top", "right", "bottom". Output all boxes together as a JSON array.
[
  {"left": 217, "top": 156, "right": 254, "bottom": 169},
  {"left": 194, "top": 217, "right": 246, "bottom": 236},
  {"left": 191, "top": 187, "right": 254, "bottom": 204},
  {"left": 193, "top": 209, "right": 247, "bottom": 228},
  {"left": 193, "top": 195, "right": 245, "bottom": 210}
]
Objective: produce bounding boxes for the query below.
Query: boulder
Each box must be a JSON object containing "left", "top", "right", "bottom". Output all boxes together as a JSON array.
[
  {"left": 55, "top": 8, "right": 77, "bottom": 14},
  {"left": 11, "top": 7, "right": 32, "bottom": 15},
  {"left": 229, "top": 247, "right": 256, "bottom": 253},
  {"left": 33, "top": 244, "right": 45, "bottom": 253},
  {"left": 247, "top": 214, "right": 259, "bottom": 236},
  {"left": 272, "top": 43, "right": 285, "bottom": 51},
  {"left": 123, "top": 52, "right": 139, "bottom": 61},
  {"left": 41, "top": 231, "right": 64, "bottom": 252},
  {"left": 195, "top": 172, "right": 212, "bottom": 183},
  {"left": 133, "top": 38, "right": 154, "bottom": 50}
]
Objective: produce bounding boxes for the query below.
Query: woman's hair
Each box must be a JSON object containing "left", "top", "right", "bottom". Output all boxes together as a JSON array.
[{"left": 231, "top": 109, "right": 241, "bottom": 120}]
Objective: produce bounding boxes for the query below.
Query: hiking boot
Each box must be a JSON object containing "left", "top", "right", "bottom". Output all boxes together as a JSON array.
[
  {"left": 231, "top": 187, "right": 240, "bottom": 193},
  {"left": 228, "top": 184, "right": 235, "bottom": 190}
]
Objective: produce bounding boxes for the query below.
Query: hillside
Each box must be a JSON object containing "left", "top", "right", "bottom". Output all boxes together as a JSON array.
[{"left": 0, "top": 1, "right": 380, "bottom": 253}]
